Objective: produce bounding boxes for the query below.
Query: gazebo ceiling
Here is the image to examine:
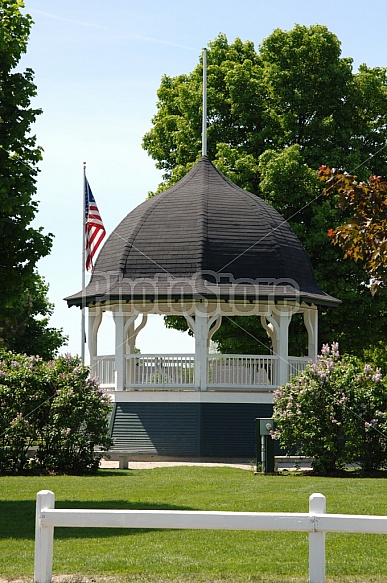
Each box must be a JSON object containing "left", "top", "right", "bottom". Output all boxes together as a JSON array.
[{"left": 65, "top": 156, "right": 340, "bottom": 308}]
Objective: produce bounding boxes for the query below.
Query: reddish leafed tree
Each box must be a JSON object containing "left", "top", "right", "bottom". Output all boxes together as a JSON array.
[{"left": 319, "top": 166, "right": 387, "bottom": 293}]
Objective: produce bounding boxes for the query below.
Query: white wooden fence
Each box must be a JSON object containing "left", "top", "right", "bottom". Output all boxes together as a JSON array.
[{"left": 34, "top": 490, "right": 387, "bottom": 583}]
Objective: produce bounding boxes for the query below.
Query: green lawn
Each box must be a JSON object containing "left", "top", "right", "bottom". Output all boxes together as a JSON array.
[{"left": 0, "top": 466, "right": 386, "bottom": 582}]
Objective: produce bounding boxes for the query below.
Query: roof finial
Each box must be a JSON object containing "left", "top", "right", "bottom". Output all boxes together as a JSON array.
[{"left": 202, "top": 48, "right": 207, "bottom": 157}]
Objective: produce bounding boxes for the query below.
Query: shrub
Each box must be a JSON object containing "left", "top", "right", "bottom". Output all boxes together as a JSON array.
[
  {"left": 0, "top": 351, "right": 113, "bottom": 474},
  {"left": 273, "top": 343, "right": 387, "bottom": 473},
  {"left": 344, "top": 363, "right": 387, "bottom": 472}
]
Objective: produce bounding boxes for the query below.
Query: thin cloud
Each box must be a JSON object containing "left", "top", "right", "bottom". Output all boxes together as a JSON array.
[
  {"left": 29, "top": 9, "right": 197, "bottom": 51},
  {"left": 29, "top": 9, "right": 103, "bottom": 29}
]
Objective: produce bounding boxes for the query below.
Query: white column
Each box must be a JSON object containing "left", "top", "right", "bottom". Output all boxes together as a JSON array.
[
  {"left": 270, "top": 306, "right": 291, "bottom": 386},
  {"left": 113, "top": 308, "right": 127, "bottom": 391},
  {"left": 278, "top": 307, "right": 291, "bottom": 386},
  {"left": 184, "top": 308, "right": 221, "bottom": 391},
  {"left": 304, "top": 306, "right": 318, "bottom": 361},
  {"left": 124, "top": 313, "right": 147, "bottom": 387},
  {"left": 87, "top": 308, "right": 102, "bottom": 368},
  {"left": 194, "top": 309, "right": 209, "bottom": 391},
  {"left": 113, "top": 310, "right": 144, "bottom": 390}
]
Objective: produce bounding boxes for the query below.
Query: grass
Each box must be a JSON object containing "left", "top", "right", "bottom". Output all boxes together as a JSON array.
[{"left": 0, "top": 466, "right": 386, "bottom": 582}]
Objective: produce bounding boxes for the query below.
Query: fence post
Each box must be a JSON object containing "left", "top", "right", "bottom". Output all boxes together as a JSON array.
[
  {"left": 309, "top": 493, "right": 326, "bottom": 583},
  {"left": 34, "top": 490, "right": 55, "bottom": 583}
]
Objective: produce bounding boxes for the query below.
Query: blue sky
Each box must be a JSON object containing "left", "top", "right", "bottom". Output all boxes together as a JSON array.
[{"left": 20, "top": 0, "right": 387, "bottom": 357}]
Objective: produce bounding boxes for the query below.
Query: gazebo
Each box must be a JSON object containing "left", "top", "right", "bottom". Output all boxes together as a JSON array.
[{"left": 65, "top": 155, "right": 340, "bottom": 457}]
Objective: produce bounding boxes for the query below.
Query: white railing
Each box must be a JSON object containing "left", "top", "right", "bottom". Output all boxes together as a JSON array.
[
  {"left": 34, "top": 490, "right": 387, "bottom": 583},
  {"left": 91, "top": 354, "right": 310, "bottom": 391},
  {"left": 126, "top": 354, "right": 195, "bottom": 387},
  {"left": 208, "top": 355, "right": 278, "bottom": 388},
  {"left": 90, "top": 356, "right": 115, "bottom": 389},
  {"left": 288, "top": 356, "right": 311, "bottom": 379}
]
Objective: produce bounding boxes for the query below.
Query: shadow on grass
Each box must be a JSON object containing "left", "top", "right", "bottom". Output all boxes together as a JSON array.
[
  {"left": 295, "top": 469, "right": 387, "bottom": 479},
  {"left": 0, "top": 499, "right": 197, "bottom": 541}
]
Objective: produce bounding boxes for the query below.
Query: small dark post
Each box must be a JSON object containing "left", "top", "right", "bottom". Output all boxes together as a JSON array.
[{"left": 255, "top": 418, "right": 275, "bottom": 473}]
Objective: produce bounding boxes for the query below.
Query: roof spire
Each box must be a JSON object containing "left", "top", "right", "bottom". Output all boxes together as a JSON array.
[{"left": 202, "top": 48, "right": 207, "bottom": 157}]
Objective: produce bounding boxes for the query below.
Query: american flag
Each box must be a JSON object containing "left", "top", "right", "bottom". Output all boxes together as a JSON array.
[{"left": 85, "top": 178, "right": 106, "bottom": 271}]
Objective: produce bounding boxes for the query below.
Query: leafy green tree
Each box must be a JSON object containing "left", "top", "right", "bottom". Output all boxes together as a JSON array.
[
  {"left": 144, "top": 27, "right": 387, "bottom": 357},
  {"left": 0, "top": 1, "right": 65, "bottom": 357},
  {"left": 0, "top": 272, "right": 67, "bottom": 360},
  {"left": 257, "top": 147, "right": 387, "bottom": 356}
]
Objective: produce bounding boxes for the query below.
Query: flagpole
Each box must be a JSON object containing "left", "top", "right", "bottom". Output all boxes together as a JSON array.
[
  {"left": 81, "top": 162, "right": 86, "bottom": 364},
  {"left": 202, "top": 47, "right": 207, "bottom": 156}
]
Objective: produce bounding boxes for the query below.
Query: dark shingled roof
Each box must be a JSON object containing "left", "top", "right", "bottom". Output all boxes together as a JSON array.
[{"left": 65, "top": 156, "right": 340, "bottom": 307}]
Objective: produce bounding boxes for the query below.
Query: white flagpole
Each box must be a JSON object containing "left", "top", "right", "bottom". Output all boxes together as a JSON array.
[
  {"left": 81, "top": 162, "right": 86, "bottom": 364},
  {"left": 202, "top": 48, "right": 207, "bottom": 157}
]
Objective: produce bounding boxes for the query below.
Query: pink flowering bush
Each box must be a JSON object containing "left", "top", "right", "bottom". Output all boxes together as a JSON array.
[
  {"left": 273, "top": 343, "right": 387, "bottom": 473},
  {"left": 344, "top": 362, "right": 387, "bottom": 472},
  {"left": 0, "top": 351, "right": 113, "bottom": 474}
]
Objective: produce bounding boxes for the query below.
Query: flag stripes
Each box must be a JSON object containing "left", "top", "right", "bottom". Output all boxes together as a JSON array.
[{"left": 85, "top": 178, "right": 106, "bottom": 271}]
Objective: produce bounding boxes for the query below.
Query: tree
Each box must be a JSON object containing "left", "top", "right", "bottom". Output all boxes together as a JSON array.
[
  {"left": 0, "top": 272, "right": 67, "bottom": 360},
  {"left": 0, "top": 1, "right": 65, "bottom": 356},
  {"left": 319, "top": 166, "right": 387, "bottom": 293},
  {"left": 143, "top": 27, "right": 387, "bottom": 357}
]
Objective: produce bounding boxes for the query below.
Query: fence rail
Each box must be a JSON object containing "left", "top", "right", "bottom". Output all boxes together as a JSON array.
[{"left": 34, "top": 490, "right": 387, "bottom": 583}]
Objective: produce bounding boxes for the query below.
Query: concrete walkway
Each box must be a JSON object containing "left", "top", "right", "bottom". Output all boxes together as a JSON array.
[
  {"left": 99, "top": 458, "right": 253, "bottom": 470},
  {"left": 99, "top": 455, "right": 313, "bottom": 471}
]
